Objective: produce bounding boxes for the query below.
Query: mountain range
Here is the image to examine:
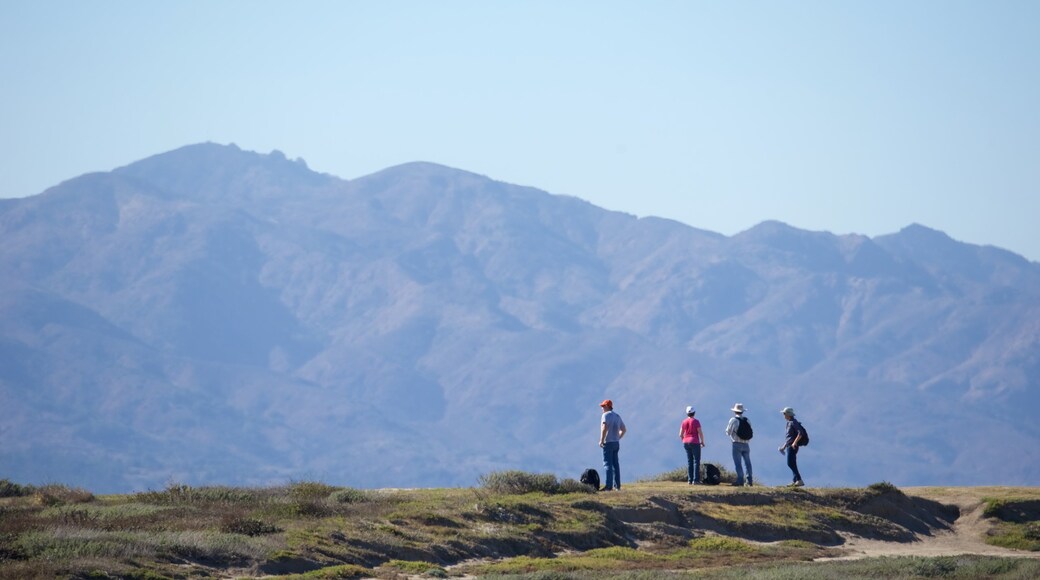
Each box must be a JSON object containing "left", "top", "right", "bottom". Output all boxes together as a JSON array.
[{"left": 1, "top": 143, "right": 1038, "bottom": 492}]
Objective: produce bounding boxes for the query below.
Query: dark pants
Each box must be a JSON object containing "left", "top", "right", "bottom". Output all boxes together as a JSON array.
[
  {"left": 684, "top": 442, "right": 702, "bottom": 483},
  {"left": 787, "top": 446, "right": 802, "bottom": 482},
  {"left": 602, "top": 441, "right": 621, "bottom": 490}
]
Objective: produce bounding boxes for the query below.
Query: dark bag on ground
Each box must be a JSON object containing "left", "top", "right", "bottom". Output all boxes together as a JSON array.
[
  {"left": 580, "top": 468, "right": 601, "bottom": 491},
  {"left": 735, "top": 417, "right": 753, "bottom": 440},
  {"left": 704, "top": 463, "right": 721, "bottom": 486}
]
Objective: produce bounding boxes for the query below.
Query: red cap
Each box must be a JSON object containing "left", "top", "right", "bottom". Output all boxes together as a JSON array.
[{"left": 600, "top": 399, "right": 613, "bottom": 409}]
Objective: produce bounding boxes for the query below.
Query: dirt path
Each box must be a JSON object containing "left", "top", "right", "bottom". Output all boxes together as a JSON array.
[{"left": 818, "top": 487, "right": 1040, "bottom": 561}]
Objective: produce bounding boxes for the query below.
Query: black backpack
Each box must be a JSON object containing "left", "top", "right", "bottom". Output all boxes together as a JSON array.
[
  {"left": 735, "top": 417, "right": 753, "bottom": 440},
  {"left": 580, "top": 468, "right": 601, "bottom": 491},
  {"left": 704, "top": 464, "right": 721, "bottom": 486},
  {"left": 797, "top": 421, "right": 809, "bottom": 447}
]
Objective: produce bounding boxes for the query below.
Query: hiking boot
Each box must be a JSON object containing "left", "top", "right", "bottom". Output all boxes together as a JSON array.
[{"left": 794, "top": 480, "right": 804, "bottom": 487}]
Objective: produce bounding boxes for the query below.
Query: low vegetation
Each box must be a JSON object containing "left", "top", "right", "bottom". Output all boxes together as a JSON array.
[
  {"left": 982, "top": 497, "right": 1040, "bottom": 551},
  {"left": 479, "top": 470, "right": 595, "bottom": 495},
  {"left": 638, "top": 463, "right": 737, "bottom": 485},
  {"left": 0, "top": 480, "right": 35, "bottom": 499},
  {"left": 476, "top": 556, "right": 1040, "bottom": 579},
  {"left": 0, "top": 474, "right": 1037, "bottom": 579}
]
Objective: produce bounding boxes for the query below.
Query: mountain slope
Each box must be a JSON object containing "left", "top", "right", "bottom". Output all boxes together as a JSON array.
[{"left": 1, "top": 143, "right": 1037, "bottom": 491}]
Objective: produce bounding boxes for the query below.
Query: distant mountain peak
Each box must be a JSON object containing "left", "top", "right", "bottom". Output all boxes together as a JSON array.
[
  {"left": 367, "top": 161, "right": 492, "bottom": 183},
  {"left": 117, "top": 142, "right": 311, "bottom": 173},
  {"left": 896, "top": 223, "right": 954, "bottom": 241},
  {"left": 111, "top": 142, "right": 331, "bottom": 201}
]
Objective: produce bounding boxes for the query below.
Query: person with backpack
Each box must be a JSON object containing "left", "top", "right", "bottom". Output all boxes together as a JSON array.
[
  {"left": 678, "top": 405, "right": 705, "bottom": 484},
  {"left": 779, "top": 407, "right": 806, "bottom": 487},
  {"left": 725, "top": 403, "right": 753, "bottom": 487},
  {"left": 598, "top": 399, "right": 627, "bottom": 491}
]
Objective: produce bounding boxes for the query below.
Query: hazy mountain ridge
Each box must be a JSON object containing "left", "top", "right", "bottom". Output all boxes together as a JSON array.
[{"left": 1, "top": 143, "right": 1038, "bottom": 491}]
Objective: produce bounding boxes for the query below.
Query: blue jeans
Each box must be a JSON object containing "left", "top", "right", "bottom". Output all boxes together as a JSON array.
[
  {"left": 732, "top": 442, "right": 752, "bottom": 485},
  {"left": 787, "top": 446, "right": 802, "bottom": 482},
  {"left": 602, "top": 441, "right": 620, "bottom": 490},
  {"left": 684, "top": 442, "right": 702, "bottom": 483}
]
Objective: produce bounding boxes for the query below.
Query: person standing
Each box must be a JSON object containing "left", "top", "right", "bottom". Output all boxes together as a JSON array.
[
  {"left": 679, "top": 405, "right": 705, "bottom": 484},
  {"left": 725, "top": 403, "right": 753, "bottom": 486},
  {"left": 599, "top": 399, "right": 627, "bottom": 491},
  {"left": 779, "top": 407, "right": 805, "bottom": 487}
]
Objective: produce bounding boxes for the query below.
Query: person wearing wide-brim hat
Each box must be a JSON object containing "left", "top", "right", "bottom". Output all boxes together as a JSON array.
[
  {"left": 598, "top": 399, "right": 627, "bottom": 491},
  {"left": 725, "top": 403, "right": 753, "bottom": 486},
  {"left": 779, "top": 407, "right": 805, "bottom": 487}
]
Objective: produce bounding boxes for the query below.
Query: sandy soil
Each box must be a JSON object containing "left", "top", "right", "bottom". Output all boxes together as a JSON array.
[{"left": 817, "top": 487, "right": 1040, "bottom": 561}]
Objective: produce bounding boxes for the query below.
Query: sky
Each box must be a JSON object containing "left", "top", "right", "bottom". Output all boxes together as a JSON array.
[{"left": 2, "top": 1, "right": 1039, "bottom": 261}]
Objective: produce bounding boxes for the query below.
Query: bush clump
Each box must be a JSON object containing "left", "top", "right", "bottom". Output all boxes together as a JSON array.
[
  {"left": 32, "top": 484, "right": 94, "bottom": 506},
  {"left": 384, "top": 560, "right": 447, "bottom": 576},
  {"left": 866, "top": 481, "right": 901, "bottom": 495},
  {"left": 640, "top": 463, "right": 737, "bottom": 484},
  {"left": 0, "top": 479, "right": 35, "bottom": 498},
  {"left": 688, "top": 536, "right": 756, "bottom": 553},
  {"left": 134, "top": 484, "right": 262, "bottom": 505},
  {"left": 220, "top": 516, "right": 282, "bottom": 536},
  {"left": 287, "top": 481, "right": 338, "bottom": 501},
  {"left": 329, "top": 487, "right": 369, "bottom": 504},
  {"left": 555, "top": 478, "right": 595, "bottom": 494},
  {"left": 478, "top": 471, "right": 593, "bottom": 495}
]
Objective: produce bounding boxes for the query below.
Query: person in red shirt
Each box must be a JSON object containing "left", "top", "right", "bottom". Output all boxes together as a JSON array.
[{"left": 679, "top": 405, "right": 705, "bottom": 484}]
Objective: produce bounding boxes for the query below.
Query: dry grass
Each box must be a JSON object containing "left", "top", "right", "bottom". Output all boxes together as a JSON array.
[{"left": 1, "top": 478, "right": 1037, "bottom": 579}]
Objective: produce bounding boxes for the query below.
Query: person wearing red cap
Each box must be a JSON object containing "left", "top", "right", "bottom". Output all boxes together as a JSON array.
[{"left": 598, "top": 399, "right": 627, "bottom": 491}]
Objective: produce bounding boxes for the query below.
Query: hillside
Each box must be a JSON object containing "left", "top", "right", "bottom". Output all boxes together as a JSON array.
[
  {"left": 1, "top": 143, "right": 1039, "bottom": 491},
  {"left": 1, "top": 479, "right": 1038, "bottom": 579}
]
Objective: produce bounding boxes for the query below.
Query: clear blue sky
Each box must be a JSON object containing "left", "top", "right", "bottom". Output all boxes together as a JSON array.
[{"left": 3, "top": 1, "right": 1038, "bottom": 261}]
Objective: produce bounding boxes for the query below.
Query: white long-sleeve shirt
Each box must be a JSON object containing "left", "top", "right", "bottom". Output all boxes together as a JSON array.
[{"left": 726, "top": 415, "right": 751, "bottom": 443}]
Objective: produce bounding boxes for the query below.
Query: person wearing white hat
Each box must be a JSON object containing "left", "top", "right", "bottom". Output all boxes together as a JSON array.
[
  {"left": 779, "top": 407, "right": 805, "bottom": 487},
  {"left": 725, "top": 403, "right": 753, "bottom": 486},
  {"left": 678, "top": 405, "right": 705, "bottom": 484}
]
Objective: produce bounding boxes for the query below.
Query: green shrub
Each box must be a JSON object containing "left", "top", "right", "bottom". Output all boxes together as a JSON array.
[
  {"left": 288, "top": 481, "right": 338, "bottom": 500},
  {"left": 14, "top": 528, "right": 271, "bottom": 562},
  {"left": 866, "top": 481, "right": 901, "bottom": 495},
  {"left": 384, "top": 560, "right": 447, "bottom": 575},
  {"left": 220, "top": 516, "right": 282, "bottom": 536},
  {"left": 687, "top": 536, "right": 755, "bottom": 553},
  {"left": 285, "top": 564, "right": 372, "bottom": 578},
  {"left": 984, "top": 498, "right": 1008, "bottom": 519},
  {"left": 986, "top": 522, "right": 1040, "bottom": 551},
  {"left": 555, "top": 478, "right": 595, "bottom": 495},
  {"left": 583, "top": 546, "right": 659, "bottom": 562},
  {"left": 778, "top": 539, "right": 818, "bottom": 549},
  {"left": 478, "top": 471, "right": 592, "bottom": 495},
  {"left": 133, "top": 483, "right": 261, "bottom": 505},
  {"left": 32, "top": 484, "right": 94, "bottom": 506},
  {"left": 480, "top": 471, "right": 560, "bottom": 495},
  {"left": 1027, "top": 523, "right": 1040, "bottom": 541},
  {"left": 0, "top": 479, "right": 35, "bottom": 498},
  {"left": 640, "top": 463, "right": 737, "bottom": 484},
  {"left": 329, "top": 488, "right": 369, "bottom": 504}
]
